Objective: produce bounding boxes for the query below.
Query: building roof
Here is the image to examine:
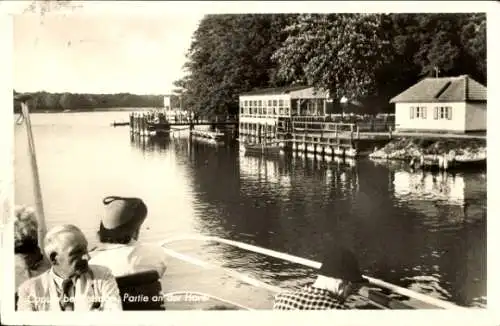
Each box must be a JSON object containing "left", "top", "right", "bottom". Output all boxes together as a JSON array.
[
  {"left": 389, "top": 75, "right": 487, "bottom": 103},
  {"left": 240, "top": 85, "right": 329, "bottom": 98},
  {"left": 240, "top": 85, "right": 311, "bottom": 96}
]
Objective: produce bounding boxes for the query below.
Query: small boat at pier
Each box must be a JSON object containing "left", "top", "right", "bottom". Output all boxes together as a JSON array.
[
  {"left": 239, "top": 140, "right": 281, "bottom": 155},
  {"left": 409, "top": 152, "right": 486, "bottom": 171},
  {"left": 146, "top": 121, "right": 171, "bottom": 136},
  {"left": 191, "top": 129, "right": 225, "bottom": 142},
  {"left": 111, "top": 121, "right": 130, "bottom": 127}
]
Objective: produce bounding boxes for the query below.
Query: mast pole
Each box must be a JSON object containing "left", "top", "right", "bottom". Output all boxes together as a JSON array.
[{"left": 16, "top": 96, "right": 47, "bottom": 249}]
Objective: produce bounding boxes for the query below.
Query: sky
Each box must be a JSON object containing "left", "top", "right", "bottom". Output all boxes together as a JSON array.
[
  {"left": 13, "top": 3, "right": 205, "bottom": 95},
  {"left": 11, "top": 1, "right": 496, "bottom": 95}
]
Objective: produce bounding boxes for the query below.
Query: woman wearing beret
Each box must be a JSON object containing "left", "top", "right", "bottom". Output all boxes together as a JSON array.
[{"left": 89, "top": 196, "right": 169, "bottom": 278}]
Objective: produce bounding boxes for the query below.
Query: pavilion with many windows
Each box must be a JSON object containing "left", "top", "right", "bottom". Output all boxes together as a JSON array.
[{"left": 238, "top": 85, "right": 329, "bottom": 140}]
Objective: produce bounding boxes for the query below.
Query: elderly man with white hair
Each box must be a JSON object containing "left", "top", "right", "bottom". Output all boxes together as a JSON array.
[{"left": 16, "top": 224, "right": 123, "bottom": 311}]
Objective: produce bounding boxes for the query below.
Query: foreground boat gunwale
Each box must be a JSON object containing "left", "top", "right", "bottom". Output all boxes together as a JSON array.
[{"left": 158, "top": 234, "right": 466, "bottom": 310}]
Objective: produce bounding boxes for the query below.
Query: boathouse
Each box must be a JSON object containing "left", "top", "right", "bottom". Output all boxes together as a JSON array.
[
  {"left": 390, "top": 75, "right": 486, "bottom": 133},
  {"left": 238, "top": 85, "right": 329, "bottom": 139}
]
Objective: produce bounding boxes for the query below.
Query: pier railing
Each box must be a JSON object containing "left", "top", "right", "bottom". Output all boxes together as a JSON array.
[
  {"left": 130, "top": 112, "right": 238, "bottom": 125},
  {"left": 289, "top": 117, "right": 394, "bottom": 133},
  {"left": 286, "top": 120, "right": 393, "bottom": 134}
]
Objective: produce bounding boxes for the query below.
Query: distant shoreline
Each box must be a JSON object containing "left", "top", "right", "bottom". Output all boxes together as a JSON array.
[
  {"left": 14, "top": 107, "right": 158, "bottom": 114},
  {"left": 13, "top": 91, "right": 169, "bottom": 113}
]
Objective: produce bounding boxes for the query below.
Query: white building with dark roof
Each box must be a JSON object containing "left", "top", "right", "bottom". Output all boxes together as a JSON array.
[
  {"left": 390, "top": 75, "right": 486, "bottom": 133},
  {"left": 239, "top": 85, "right": 329, "bottom": 119},
  {"left": 238, "top": 85, "right": 329, "bottom": 139}
]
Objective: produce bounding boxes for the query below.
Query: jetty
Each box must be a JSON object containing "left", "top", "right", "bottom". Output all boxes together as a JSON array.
[
  {"left": 241, "top": 116, "right": 486, "bottom": 166},
  {"left": 239, "top": 115, "right": 395, "bottom": 159},
  {"left": 129, "top": 112, "right": 238, "bottom": 138}
]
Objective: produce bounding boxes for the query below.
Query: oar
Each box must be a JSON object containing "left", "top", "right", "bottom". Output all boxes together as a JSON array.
[
  {"left": 16, "top": 96, "right": 47, "bottom": 249},
  {"left": 158, "top": 234, "right": 464, "bottom": 310}
]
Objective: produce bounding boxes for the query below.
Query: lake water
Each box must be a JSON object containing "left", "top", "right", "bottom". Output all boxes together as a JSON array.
[{"left": 14, "top": 111, "right": 487, "bottom": 308}]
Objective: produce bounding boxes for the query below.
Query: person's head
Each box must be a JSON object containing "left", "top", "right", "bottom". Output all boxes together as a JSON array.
[
  {"left": 44, "top": 224, "right": 90, "bottom": 278},
  {"left": 314, "top": 245, "right": 367, "bottom": 301},
  {"left": 14, "top": 206, "right": 40, "bottom": 254},
  {"left": 97, "top": 196, "right": 148, "bottom": 245}
]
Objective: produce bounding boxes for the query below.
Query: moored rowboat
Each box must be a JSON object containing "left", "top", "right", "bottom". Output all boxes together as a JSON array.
[{"left": 240, "top": 142, "right": 281, "bottom": 155}]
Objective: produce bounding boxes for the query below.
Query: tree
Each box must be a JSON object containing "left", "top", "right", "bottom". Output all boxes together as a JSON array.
[
  {"left": 389, "top": 13, "right": 486, "bottom": 84},
  {"left": 460, "top": 14, "right": 486, "bottom": 84},
  {"left": 176, "top": 14, "right": 296, "bottom": 117},
  {"left": 40, "top": 92, "right": 61, "bottom": 111},
  {"left": 272, "top": 14, "right": 394, "bottom": 103},
  {"left": 272, "top": 13, "right": 486, "bottom": 114},
  {"left": 12, "top": 91, "right": 164, "bottom": 112}
]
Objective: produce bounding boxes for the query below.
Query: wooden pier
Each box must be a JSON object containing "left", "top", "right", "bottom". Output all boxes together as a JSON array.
[
  {"left": 239, "top": 117, "right": 394, "bottom": 158},
  {"left": 129, "top": 112, "right": 238, "bottom": 138},
  {"left": 239, "top": 116, "right": 486, "bottom": 160}
]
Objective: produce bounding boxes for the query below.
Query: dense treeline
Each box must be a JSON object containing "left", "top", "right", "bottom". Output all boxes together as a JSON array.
[
  {"left": 12, "top": 91, "right": 182, "bottom": 113},
  {"left": 175, "top": 13, "right": 486, "bottom": 115}
]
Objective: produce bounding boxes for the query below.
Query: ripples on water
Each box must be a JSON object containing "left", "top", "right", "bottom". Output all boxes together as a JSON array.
[{"left": 14, "top": 112, "right": 486, "bottom": 308}]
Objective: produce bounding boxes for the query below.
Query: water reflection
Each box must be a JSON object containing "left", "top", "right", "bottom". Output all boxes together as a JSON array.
[
  {"left": 15, "top": 112, "right": 486, "bottom": 307},
  {"left": 130, "top": 134, "right": 171, "bottom": 153},
  {"left": 393, "top": 170, "right": 486, "bottom": 230},
  {"left": 117, "top": 136, "right": 488, "bottom": 307}
]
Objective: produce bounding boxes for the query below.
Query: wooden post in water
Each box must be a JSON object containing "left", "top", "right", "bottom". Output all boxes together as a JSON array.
[
  {"left": 141, "top": 115, "right": 145, "bottom": 136},
  {"left": 17, "top": 98, "right": 47, "bottom": 249},
  {"left": 136, "top": 113, "right": 139, "bottom": 134}
]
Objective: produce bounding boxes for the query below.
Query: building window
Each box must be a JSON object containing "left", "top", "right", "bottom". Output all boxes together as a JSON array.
[
  {"left": 434, "top": 106, "right": 452, "bottom": 120},
  {"left": 410, "top": 106, "right": 427, "bottom": 119}
]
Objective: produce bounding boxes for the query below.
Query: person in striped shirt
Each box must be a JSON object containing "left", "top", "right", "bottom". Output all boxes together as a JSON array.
[{"left": 273, "top": 245, "right": 367, "bottom": 310}]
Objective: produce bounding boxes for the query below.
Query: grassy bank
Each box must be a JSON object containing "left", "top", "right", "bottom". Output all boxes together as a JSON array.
[{"left": 369, "top": 137, "right": 487, "bottom": 161}]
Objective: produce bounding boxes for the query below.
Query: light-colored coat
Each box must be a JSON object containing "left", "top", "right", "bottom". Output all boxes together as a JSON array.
[
  {"left": 17, "top": 264, "right": 123, "bottom": 311},
  {"left": 89, "top": 242, "right": 168, "bottom": 278}
]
